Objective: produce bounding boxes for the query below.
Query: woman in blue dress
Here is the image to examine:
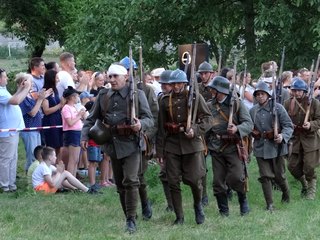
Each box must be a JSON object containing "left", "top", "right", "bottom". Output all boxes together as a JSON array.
[{"left": 42, "top": 70, "right": 65, "bottom": 163}]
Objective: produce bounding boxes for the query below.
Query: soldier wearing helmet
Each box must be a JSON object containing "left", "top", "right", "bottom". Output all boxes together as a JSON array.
[
  {"left": 198, "top": 61, "right": 215, "bottom": 101},
  {"left": 284, "top": 77, "right": 320, "bottom": 200},
  {"left": 206, "top": 76, "right": 253, "bottom": 217},
  {"left": 81, "top": 63, "right": 153, "bottom": 233},
  {"left": 156, "top": 69, "right": 212, "bottom": 225},
  {"left": 250, "top": 81, "right": 293, "bottom": 211}
]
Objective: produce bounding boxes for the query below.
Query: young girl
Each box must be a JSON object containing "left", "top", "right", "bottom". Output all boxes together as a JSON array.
[
  {"left": 32, "top": 146, "right": 89, "bottom": 194},
  {"left": 61, "top": 86, "right": 86, "bottom": 176}
]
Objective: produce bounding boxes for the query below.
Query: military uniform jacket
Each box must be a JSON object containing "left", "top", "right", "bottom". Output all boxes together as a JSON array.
[
  {"left": 198, "top": 82, "right": 212, "bottom": 102},
  {"left": 250, "top": 101, "right": 293, "bottom": 158},
  {"left": 206, "top": 95, "right": 253, "bottom": 153},
  {"left": 156, "top": 90, "right": 212, "bottom": 157},
  {"left": 81, "top": 86, "right": 153, "bottom": 159},
  {"left": 284, "top": 97, "right": 320, "bottom": 153},
  {"left": 139, "top": 83, "right": 159, "bottom": 141}
]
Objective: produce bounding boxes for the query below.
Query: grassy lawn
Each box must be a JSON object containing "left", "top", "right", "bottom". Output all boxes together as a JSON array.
[{"left": 1, "top": 139, "right": 320, "bottom": 240}]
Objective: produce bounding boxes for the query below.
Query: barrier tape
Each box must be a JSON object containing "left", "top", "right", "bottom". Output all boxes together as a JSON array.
[{"left": 0, "top": 125, "right": 63, "bottom": 132}]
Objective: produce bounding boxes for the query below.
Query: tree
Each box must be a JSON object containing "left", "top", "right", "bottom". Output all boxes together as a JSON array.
[{"left": 0, "top": 0, "right": 66, "bottom": 57}]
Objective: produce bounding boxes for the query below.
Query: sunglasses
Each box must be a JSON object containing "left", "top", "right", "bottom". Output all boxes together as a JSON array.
[{"left": 108, "top": 74, "right": 119, "bottom": 79}]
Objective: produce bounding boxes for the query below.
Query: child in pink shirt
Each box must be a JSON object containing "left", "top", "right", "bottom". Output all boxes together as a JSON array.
[{"left": 61, "top": 86, "right": 86, "bottom": 176}]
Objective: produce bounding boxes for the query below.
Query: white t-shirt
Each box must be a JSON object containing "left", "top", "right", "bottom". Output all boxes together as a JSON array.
[
  {"left": 32, "top": 162, "right": 57, "bottom": 188},
  {"left": 57, "top": 71, "right": 75, "bottom": 98}
]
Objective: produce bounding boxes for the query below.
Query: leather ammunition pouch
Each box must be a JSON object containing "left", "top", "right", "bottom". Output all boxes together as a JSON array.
[
  {"left": 164, "top": 122, "right": 186, "bottom": 135},
  {"left": 293, "top": 126, "right": 305, "bottom": 136},
  {"left": 251, "top": 129, "right": 274, "bottom": 140},
  {"left": 219, "top": 134, "right": 241, "bottom": 144},
  {"left": 115, "top": 124, "right": 135, "bottom": 136}
]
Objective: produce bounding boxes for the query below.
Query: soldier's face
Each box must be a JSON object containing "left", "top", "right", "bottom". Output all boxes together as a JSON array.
[
  {"left": 109, "top": 74, "right": 127, "bottom": 90},
  {"left": 291, "top": 89, "right": 305, "bottom": 99},
  {"left": 200, "top": 72, "right": 212, "bottom": 83},
  {"left": 255, "top": 91, "right": 269, "bottom": 105},
  {"left": 172, "top": 83, "right": 185, "bottom": 93},
  {"left": 161, "top": 83, "right": 172, "bottom": 94}
]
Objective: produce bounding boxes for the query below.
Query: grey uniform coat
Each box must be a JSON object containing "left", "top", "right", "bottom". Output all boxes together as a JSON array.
[
  {"left": 250, "top": 101, "right": 293, "bottom": 158},
  {"left": 81, "top": 86, "right": 153, "bottom": 159}
]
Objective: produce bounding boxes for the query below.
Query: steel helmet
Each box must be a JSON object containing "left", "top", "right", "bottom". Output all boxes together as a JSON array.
[
  {"left": 168, "top": 69, "right": 188, "bottom": 83},
  {"left": 291, "top": 77, "right": 308, "bottom": 92},
  {"left": 119, "top": 56, "right": 138, "bottom": 70},
  {"left": 198, "top": 61, "right": 213, "bottom": 73},
  {"left": 159, "top": 70, "right": 173, "bottom": 84},
  {"left": 253, "top": 81, "right": 272, "bottom": 97},
  {"left": 208, "top": 76, "right": 230, "bottom": 94}
]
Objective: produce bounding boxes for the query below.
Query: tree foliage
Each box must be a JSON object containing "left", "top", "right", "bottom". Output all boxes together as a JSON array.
[{"left": 0, "top": 0, "right": 66, "bottom": 57}]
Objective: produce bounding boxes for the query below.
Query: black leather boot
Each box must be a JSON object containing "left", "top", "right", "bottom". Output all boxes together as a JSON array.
[
  {"left": 215, "top": 193, "right": 229, "bottom": 216},
  {"left": 237, "top": 192, "right": 250, "bottom": 216},
  {"left": 194, "top": 203, "right": 205, "bottom": 224}
]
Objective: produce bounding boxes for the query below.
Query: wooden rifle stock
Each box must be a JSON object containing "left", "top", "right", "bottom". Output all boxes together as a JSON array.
[
  {"left": 129, "top": 45, "right": 136, "bottom": 124},
  {"left": 304, "top": 53, "right": 320, "bottom": 124},
  {"left": 186, "top": 44, "right": 197, "bottom": 131},
  {"left": 271, "top": 62, "right": 279, "bottom": 138}
]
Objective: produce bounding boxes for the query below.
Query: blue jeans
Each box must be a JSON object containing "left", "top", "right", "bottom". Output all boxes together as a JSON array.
[{"left": 20, "top": 131, "right": 41, "bottom": 171}]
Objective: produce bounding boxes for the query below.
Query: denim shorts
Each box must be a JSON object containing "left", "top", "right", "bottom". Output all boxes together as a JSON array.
[
  {"left": 87, "top": 146, "right": 102, "bottom": 162},
  {"left": 63, "top": 130, "right": 81, "bottom": 147}
]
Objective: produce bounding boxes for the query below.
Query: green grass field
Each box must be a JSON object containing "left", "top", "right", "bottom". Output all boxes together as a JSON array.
[{"left": 1, "top": 139, "right": 320, "bottom": 240}]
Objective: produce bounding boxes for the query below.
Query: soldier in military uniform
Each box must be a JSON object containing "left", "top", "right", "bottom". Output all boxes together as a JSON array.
[
  {"left": 156, "top": 69, "right": 212, "bottom": 225},
  {"left": 81, "top": 64, "right": 153, "bottom": 233},
  {"left": 206, "top": 76, "right": 253, "bottom": 216},
  {"left": 197, "top": 61, "right": 215, "bottom": 206},
  {"left": 250, "top": 81, "right": 293, "bottom": 211},
  {"left": 198, "top": 61, "right": 215, "bottom": 102},
  {"left": 120, "top": 56, "right": 159, "bottom": 220},
  {"left": 157, "top": 70, "right": 174, "bottom": 212},
  {"left": 284, "top": 78, "right": 320, "bottom": 200}
]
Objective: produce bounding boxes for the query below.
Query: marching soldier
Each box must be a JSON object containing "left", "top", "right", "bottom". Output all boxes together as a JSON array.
[
  {"left": 81, "top": 64, "right": 153, "bottom": 233},
  {"left": 157, "top": 70, "right": 174, "bottom": 212},
  {"left": 120, "top": 56, "right": 159, "bottom": 220},
  {"left": 284, "top": 78, "right": 320, "bottom": 200},
  {"left": 250, "top": 81, "right": 293, "bottom": 211},
  {"left": 156, "top": 69, "right": 212, "bottom": 225},
  {"left": 198, "top": 61, "right": 215, "bottom": 101},
  {"left": 206, "top": 76, "right": 253, "bottom": 216}
]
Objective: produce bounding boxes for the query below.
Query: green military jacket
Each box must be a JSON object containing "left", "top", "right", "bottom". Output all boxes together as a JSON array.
[
  {"left": 250, "top": 101, "right": 293, "bottom": 158},
  {"left": 198, "top": 82, "right": 212, "bottom": 102},
  {"left": 284, "top": 96, "right": 320, "bottom": 153},
  {"left": 206, "top": 95, "right": 253, "bottom": 153},
  {"left": 81, "top": 86, "right": 153, "bottom": 159},
  {"left": 156, "top": 89, "right": 212, "bottom": 157}
]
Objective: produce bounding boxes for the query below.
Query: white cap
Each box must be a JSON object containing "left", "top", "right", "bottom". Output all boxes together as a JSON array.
[
  {"left": 108, "top": 64, "right": 127, "bottom": 75},
  {"left": 151, "top": 67, "right": 165, "bottom": 77},
  {"left": 262, "top": 77, "right": 273, "bottom": 84}
]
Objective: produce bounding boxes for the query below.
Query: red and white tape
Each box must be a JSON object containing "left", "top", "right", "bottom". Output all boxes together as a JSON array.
[{"left": 0, "top": 125, "right": 63, "bottom": 132}]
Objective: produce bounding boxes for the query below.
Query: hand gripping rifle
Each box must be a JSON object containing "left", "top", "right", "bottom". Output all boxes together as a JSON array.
[
  {"left": 276, "top": 46, "right": 286, "bottom": 104},
  {"left": 186, "top": 44, "right": 197, "bottom": 132},
  {"left": 129, "top": 45, "right": 136, "bottom": 125},
  {"left": 304, "top": 53, "right": 320, "bottom": 124}
]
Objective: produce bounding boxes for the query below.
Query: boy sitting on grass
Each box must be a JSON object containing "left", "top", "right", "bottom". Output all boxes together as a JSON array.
[
  {"left": 27, "top": 145, "right": 44, "bottom": 186},
  {"left": 32, "top": 146, "right": 94, "bottom": 194}
]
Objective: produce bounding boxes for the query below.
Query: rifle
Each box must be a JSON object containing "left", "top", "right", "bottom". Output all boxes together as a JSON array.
[
  {"left": 240, "top": 61, "right": 247, "bottom": 100},
  {"left": 186, "top": 44, "right": 197, "bottom": 132},
  {"left": 228, "top": 56, "right": 238, "bottom": 126},
  {"left": 217, "top": 48, "right": 222, "bottom": 76},
  {"left": 276, "top": 46, "right": 285, "bottom": 104},
  {"left": 137, "top": 42, "right": 144, "bottom": 90},
  {"left": 271, "top": 62, "right": 279, "bottom": 139},
  {"left": 129, "top": 45, "right": 136, "bottom": 125},
  {"left": 304, "top": 53, "right": 320, "bottom": 124}
]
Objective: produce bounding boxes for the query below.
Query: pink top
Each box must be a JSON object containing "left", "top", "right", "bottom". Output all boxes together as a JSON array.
[{"left": 61, "top": 104, "right": 83, "bottom": 131}]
